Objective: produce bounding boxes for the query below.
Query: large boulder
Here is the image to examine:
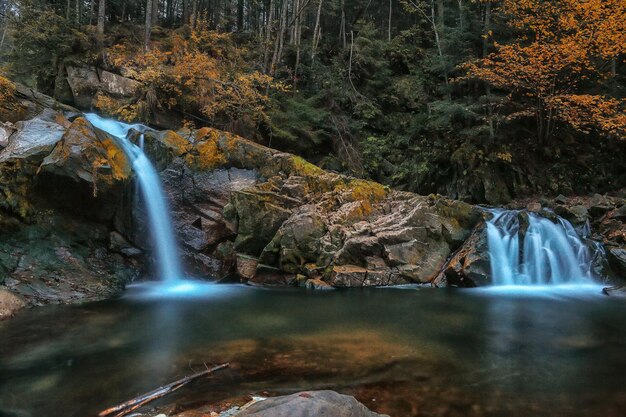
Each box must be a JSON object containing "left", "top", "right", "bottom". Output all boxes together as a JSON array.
[
  {"left": 0, "top": 93, "right": 139, "bottom": 309},
  {"left": 142, "top": 126, "right": 483, "bottom": 287},
  {"left": 66, "top": 65, "right": 141, "bottom": 109},
  {"left": 234, "top": 391, "right": 388, "bottom": 417},
  {"left": 434, "top": 222, "right": 491, "bottom": 287}
]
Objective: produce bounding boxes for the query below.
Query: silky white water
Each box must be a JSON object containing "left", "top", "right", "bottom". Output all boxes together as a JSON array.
[
  {"left": 486, "top": 210, "right": 596, "bottom": 286},
  {"left": 84, "top": 113, "right": 183, "bottom": 281}
]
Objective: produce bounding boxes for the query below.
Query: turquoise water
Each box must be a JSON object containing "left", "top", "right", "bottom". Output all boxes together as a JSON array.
[{"left": 1, "top": 284, "right": 625, "bottom": 417}]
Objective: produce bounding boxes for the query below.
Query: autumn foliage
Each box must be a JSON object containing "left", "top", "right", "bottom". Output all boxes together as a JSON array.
[
  {"left": 463, "top": 0, "right": 626, "bottom": 142},
  {"left": 97, "top": 20, "right": 286, "bottom": 126}
]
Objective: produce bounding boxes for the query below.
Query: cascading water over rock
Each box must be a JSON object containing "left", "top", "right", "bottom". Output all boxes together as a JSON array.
[
  {"left": 486, "top": 210, "right": 596, "bottom": 286},
  {"left": 84, "top": 113, "right": 183, "bottom": 281}
]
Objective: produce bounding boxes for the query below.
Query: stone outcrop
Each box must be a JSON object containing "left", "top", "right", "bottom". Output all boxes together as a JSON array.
[
  {"left": 233, "top": 391, "right": 388, "bottom": 417},
  {"left": 66, "top": 65, "right": 141, "bottom": 109},
  {"left": 141, "top": 126, "right": 483, "bottom": 287},
  {"left": 2, "top": 85, "right": 624, "bottom": 312},
  {"left": 0, "top": 95, "right": 139, "bottom": 310}
]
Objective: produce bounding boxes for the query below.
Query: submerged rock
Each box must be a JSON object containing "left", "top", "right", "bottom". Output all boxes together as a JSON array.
[
  {"left": 0, "top": 289, "right": 25, "bottom": 320},
  {"left": 234, "top": 390, "right": 388, "bottom": 417}
]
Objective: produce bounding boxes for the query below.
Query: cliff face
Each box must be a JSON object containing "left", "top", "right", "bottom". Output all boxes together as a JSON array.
[{"left": 0, "top": 93, "right": 140, "bottom": 313}]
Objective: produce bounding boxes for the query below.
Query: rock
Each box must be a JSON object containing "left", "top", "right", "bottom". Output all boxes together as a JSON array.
[
  {"left": 603, "top": 285, "right": 626, "bottom": 297},
  {"left": 305, "top": 278, "right": 334, "bottom": 290},
  {"left": 435, "top": 223, "right": 491, "bottom": 287},
  {"left": 330, "top": 265, "right": 369, "bottom": 287},
  {"left": 0, "top": 113, "right": 65, "bottom": 163},
  {"left": 236, "top": 254, "right": 258, "bottom": 280},
  {"left": 0, "top": 93, "right": 138, "bottom": 311},
  {"left": 259, "top": 205, "right": 327, "bottom": 273},
  {"left": 610, "top": 205, "right": 626, "bottom": 221},
  {"left": 66, "top": 66, "right": 141, "bottom": 109},
  {"left": 109, "top": 231, "right": 142, "bottom": 257},
  {"left": 554, "top": 204, "right": 588, "bottom": 226},
  {"left": 248, "top": 264, "right": 294, "bottom": 286},
  {"left": 607, "top": 248, "right": 626, "bottom": 277},
  {"left": 230, "top": 190, "right": 297, "bottom": 256},
  {"left": 234, "top": 390, "right": 388, "bottom": 417},
  {"left": 0, "top": 123, "right": 15, "bottom": 148},
  {"left": 41, "top": 117, "right": 131, "bottom": 186},
  {"left": 0, "top": 289, "right": 26, "bottom": 320},
  {"left": 526, "top": 201, "right": 541, "bottom": 212},
  {"left": 554, "top": 194, "right": 568, "bottom": 205},
  {"left": 588, "top": 193, "right": 613, "bottom": 217}
]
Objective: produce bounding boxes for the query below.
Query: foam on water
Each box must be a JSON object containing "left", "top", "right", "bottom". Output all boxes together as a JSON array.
[{"left": 486, "top": 209, "right": 597, "bottom": 287}]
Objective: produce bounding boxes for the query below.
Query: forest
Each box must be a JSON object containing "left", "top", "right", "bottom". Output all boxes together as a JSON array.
[
  {"left": 2, "top": 1, "right": 626, "bottom": 416},
  {"left": 0, "top": 0, "right": 624, "bottom": 204}
]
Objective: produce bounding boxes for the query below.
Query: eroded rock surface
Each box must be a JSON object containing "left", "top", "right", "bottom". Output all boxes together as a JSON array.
[
  {"left": 234, "top": 391, "right": 388, "bottom": 417},
  {"left": 0, "top": 95, "right": 139, "bottom": 308},
  {"left": 140, "top": 127, "right": 483, "bottom": 287}
]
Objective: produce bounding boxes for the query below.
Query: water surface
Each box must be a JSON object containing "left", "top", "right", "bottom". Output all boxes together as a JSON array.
[{"left": 1, "top": 284, "right": 625, "bottom": 417}]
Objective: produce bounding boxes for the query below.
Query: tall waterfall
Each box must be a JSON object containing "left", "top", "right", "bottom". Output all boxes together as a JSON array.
[
  {"left": 486, "top": 210, "right": 596, "bottom": 286},
  {"left": 84, "top": 113, "right": 183, "bottom": 281}
]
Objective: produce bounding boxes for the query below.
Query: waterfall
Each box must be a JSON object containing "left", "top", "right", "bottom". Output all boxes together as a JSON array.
[
  {"left": 486, "top": 210, "right": 596, "bottom": 286},
  {"left": 84, "top": 113, "right": 183, "bottom": 282}
]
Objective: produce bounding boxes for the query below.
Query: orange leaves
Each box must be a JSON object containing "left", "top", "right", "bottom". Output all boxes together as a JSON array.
[
  {"left": 0, "top": 75, "right": 16, "bottom": 108},
  {"left": 462, "top": 0, "right": 625, "bottom": 140},
  {"left": 103, "top": 22, "right": 284, "bottom": 126},
  {"left": 548, "top": 95, "right": 626, "bottom": 137}
]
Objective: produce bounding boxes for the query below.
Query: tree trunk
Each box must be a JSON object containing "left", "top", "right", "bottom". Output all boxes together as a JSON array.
[
  {"left": 311, "top": 0, "right": 323, "bottom": 60},
  {"left": 483, "top": 1, "right": 493, "bottom": 139},
  {"left": 388, "top": 0, "right": 392, "bottom": 41},
  {"left": 270, "top": 0, "right": 288, "bottom": 76},
  {"left": 436, "top": 0, "right": 444, "bottom": 36},
  {"left": 339, "top": 0, "right": 346, "bottom": 49},
  {"left": 153, "top": 0, "right": 159, "bottom": 25},
  {"left": 190, "top": 0, "right": 198, "bottom": 28},
  {"left": 97, "top": 0, "right": 105, "bottom": 38},
  {"left": 237, "top": 0, "right": 244, "bottom": 30},
  {"left": 431, "top": 0, "right": 447, "bottom": 85},
  {"left": 145, "top": 0, "right": 153, "bottom": 51},
  {"left": 262, "top": 0, "right": 275, "bottom": 73},
  {"left": 0, "top": 20, "right": 8, "bottom": 53}
]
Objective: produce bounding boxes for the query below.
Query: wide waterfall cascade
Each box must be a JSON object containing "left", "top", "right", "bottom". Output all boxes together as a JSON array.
[
  {"left": 486, "top": 210, "right": 596, "bottom": 286},
  {"left": 84, "top": 113, "right": 183, "bottom": 282}
]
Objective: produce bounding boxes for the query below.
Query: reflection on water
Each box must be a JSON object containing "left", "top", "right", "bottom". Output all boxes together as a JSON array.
[{"left": 1, "top": 285, "right": 625, "bottom": 417}]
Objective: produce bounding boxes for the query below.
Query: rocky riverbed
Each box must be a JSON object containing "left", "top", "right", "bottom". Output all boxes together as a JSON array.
[{"left": 1, "top": 87, "right": 625, "bottom": 318}]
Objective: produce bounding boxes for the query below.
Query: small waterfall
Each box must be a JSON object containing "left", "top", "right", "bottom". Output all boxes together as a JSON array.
[
  {"left": 486, "top": 210, "right": 596, "bottom": 286},
  {"left": 84, "top": 113, "right": 183, "bottom": 281}
]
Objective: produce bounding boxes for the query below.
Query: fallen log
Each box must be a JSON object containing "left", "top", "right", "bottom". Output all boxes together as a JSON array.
[{"left": 98, "top": 363, "right": 230, "bottom": 417}]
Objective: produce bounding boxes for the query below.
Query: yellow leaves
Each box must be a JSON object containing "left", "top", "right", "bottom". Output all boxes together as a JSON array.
[
  {"left": 495, "top": 152, "right": 513, "bottom": 163},
  {"left": 462, "top": 0, "right": 625, "bottom": 140},
  {"left": 103, "top": 22, "right": 283, "bottom": 126},
  {"left": 548, "top": 95, "right": 626, "bottom": 138},
  {"left": 0, "top": 75, "right": 17, "bottom": 108}
]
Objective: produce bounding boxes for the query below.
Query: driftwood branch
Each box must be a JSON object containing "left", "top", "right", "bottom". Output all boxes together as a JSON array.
[{"left": 98, "top": 363, "right": 230, "bottom": 417}]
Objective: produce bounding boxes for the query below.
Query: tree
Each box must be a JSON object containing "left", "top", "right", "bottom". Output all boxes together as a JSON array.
[
  {"left": 145, "top": 0, "right": 152, "bottom": 51},
  {"left": 97, "top": 0, "right": 105, "bottom": 37},
  {"left": 463, "top": 0, "right": 626, "bottom": 142}
]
